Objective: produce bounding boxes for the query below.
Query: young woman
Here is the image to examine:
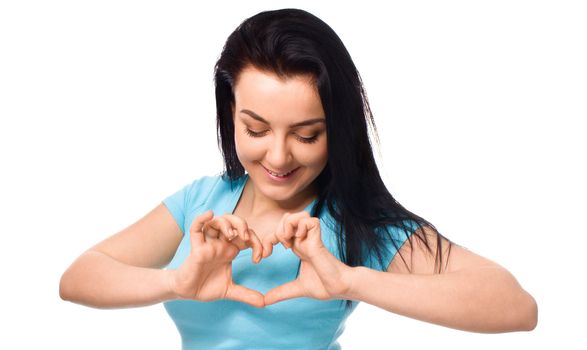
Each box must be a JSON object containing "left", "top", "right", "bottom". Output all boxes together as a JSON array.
[{"left": 60, "top": 8, "right": 537, "bottom": 349}]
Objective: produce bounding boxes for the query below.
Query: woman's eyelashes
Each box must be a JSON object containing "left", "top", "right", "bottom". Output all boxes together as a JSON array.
[{"left": 244, "top": 128, "right": 319, "bottom": 144}]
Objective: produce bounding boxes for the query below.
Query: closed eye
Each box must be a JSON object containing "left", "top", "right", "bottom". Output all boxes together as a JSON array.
[{"left": 244, "top": 129, "right": 319, "bottom": 144}]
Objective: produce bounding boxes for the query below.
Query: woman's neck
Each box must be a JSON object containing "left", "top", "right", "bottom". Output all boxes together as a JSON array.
[{"left": 241, "top": 178, "right": 317, "bottom": 217}]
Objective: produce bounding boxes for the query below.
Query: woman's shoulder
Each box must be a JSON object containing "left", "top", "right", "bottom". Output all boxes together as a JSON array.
[
  {"left": 181, "top": 172, "right": 246, "bottom": 200},
  {"left": 183, "top": 172, "right": 246, "bottom": 192},
  {"left": 164, "top": 172, "right": 245, "bottom": 206}
]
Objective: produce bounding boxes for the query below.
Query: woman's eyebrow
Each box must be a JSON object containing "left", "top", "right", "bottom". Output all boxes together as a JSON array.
[{"left": 240, "top": 109, "right": 325, "bottom": 127}]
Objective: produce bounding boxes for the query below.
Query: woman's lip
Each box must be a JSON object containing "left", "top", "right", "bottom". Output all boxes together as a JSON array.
[{"left": 262, "top": 165, "right": 299, "bottom": 175}]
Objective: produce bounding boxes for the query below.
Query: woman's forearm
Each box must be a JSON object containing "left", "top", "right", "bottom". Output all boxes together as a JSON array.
[
  {"left": 59, "top": 250, "right": 177, "bottom": 309},
  {"left": 345, "top": 266, "right": 538, "bottom": 333}
]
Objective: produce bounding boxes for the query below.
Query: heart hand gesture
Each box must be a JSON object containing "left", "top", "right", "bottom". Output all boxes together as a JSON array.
[
  {"left": 262, "top": 212, "right": 354, "bottom": 305},
  {"left": 168, "top": 210, "right": 265, "bottom": 308}
]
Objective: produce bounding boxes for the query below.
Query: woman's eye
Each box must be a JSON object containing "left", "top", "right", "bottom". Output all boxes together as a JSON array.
[
  {"left": 297, "top": 135, "right": 319, "bottom": 144},
  {"left": 245, "top": 128, "right": 319, "bottom": 144},
  {"left": 245, "top": 129, "right": 266, "bottom": 137}
]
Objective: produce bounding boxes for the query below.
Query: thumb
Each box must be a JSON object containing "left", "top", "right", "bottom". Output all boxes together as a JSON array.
[
  {"left": 226, "top": 284, "right": 265, "bottom": 308},
  {"left": 264, "top": 279, "right": 305, "bottom": 306}
]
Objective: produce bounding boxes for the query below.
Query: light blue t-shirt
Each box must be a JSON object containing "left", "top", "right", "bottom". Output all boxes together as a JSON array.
[{"left": 162, "top": 173, "right": 414, "bottom": 350}]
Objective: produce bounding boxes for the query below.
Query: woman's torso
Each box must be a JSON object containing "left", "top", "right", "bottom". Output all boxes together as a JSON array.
[{"left": 161, "top": 174, "right": 356, "bottom": 350}]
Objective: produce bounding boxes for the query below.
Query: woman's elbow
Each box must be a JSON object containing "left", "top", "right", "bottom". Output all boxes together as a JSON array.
[
  {"left": 59, "top": 269, "right": 75, "bottom": 301},
  {"left": 498, "top": 269, "right": 538, "bottom": 332},
  {"left": 520, "top": 294, "right": 538, "bottom": 331},
  {"left": 60, "top": 263, "right": 84, "bottom": 302},
  {"left": 506, "top": 289, "right": 538, "bottom": 332}
]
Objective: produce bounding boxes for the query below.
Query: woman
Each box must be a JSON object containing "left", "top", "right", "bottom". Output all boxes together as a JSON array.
[{"left": 60, "top": 8, "right": 537, "bottom": 349}]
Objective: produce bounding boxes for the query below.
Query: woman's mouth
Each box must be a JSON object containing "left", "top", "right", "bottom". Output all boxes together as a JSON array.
[{"left": 263, "top": 165, "right": 300, "bottom": 181}]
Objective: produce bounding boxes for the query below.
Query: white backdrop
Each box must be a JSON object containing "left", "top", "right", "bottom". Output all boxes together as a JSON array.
[{"left": 1, "top": 1, "right": 585, "bottom": 349}]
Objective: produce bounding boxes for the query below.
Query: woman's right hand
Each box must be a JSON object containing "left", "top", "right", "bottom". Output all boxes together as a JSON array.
[{"left": 168, "top": 210, "right": 265, "bottom": 307}]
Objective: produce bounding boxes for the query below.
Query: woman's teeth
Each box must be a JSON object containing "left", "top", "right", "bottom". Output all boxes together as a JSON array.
[
  {"left": 269, "top": 169, "right": 294, "bottom": 177},
  {"left": 266, "top": 167, "right": 297, "bottom": 177}
]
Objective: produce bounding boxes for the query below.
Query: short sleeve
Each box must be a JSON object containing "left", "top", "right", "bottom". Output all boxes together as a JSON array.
[
  {"left": 162, "top": 183, "right": 191, "bottom": 236},
  {"left": 364, "top": 219, "right": 421, "bottom": 272},
  {"left": 161, "top": 175, "right": 225, "bottom": 236},
  {"left": 162, "top": 176, "right": 214, "bottom": 236}
]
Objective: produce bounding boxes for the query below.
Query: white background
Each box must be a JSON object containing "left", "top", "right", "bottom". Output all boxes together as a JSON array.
[{"left": 1, "top": 0, "right": 585, "bottom": 349}]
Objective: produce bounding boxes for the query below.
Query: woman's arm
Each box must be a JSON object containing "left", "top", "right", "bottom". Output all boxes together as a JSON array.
[
  {"left": 344, "top": 227, "right": 538, "bottom": 333},
  {"left": 59, "top": 203, "right": 182, "bottom": 308}
]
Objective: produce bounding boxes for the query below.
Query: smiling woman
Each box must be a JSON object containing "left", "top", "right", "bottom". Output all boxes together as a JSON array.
[
  {"left": 232, "top": 67, "right": 328, "bottom": 208},
  {"left": 59, "top": 7, "right": 537, "bottom": 350}
]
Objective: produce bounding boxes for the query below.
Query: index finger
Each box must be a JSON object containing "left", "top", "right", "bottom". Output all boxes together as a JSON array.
[
  {"left": 189, "top": 210, "right": 214, "bottom": 245},
  {"left": 246, "top": 228, "right": 264, "bottom": 264},
  {"left": 279, "top": 211, "right": 310, "bottom": 249},
  {"left": 216, "top": 215, "right": 263, "bottom": 262}
]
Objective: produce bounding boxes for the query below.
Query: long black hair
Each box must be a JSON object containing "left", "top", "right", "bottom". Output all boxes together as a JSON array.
[{"left": 214, "top": 8, "right": 452, "bottom": 310}]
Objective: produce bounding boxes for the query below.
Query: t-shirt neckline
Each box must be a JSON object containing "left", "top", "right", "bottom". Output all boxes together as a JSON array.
[{"left": 230, "top": 173, "right": 317, "bottom": 215}]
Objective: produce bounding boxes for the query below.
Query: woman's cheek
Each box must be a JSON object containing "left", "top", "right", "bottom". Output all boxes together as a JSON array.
[
  {"left": 235, "top": 132, "right": 262, "bottom": 162},
  {"left": 296, "top": 139, "right": 328, "bottom": 167}
]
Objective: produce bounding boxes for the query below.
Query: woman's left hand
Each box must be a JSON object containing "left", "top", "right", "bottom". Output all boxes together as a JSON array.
[{"left": 262, "top": 211, "right": 355, "bottom": 305}]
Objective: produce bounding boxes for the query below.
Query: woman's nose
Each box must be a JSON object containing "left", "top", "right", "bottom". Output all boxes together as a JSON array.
[{"left": 266, "top": 136, "right": 292, "bottom": 168}]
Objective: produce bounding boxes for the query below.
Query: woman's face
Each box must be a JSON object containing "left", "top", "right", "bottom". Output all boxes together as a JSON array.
[{"left": 233, "top": 66, "right": 328, "bottom": 204}]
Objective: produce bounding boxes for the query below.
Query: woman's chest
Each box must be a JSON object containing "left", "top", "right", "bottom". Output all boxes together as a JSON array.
[{"left": 232, "top": 208, "right": 284, "bottom": 243}]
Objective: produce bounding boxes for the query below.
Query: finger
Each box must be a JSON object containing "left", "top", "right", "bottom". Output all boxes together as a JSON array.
[
  {"left": 189, "top": 210, "right": 214, "bottom": 234},
  {"left": 206, "top": 218, "right": 251, "bottom": 253},
  {"left": 262, "top": 233, "right": 277, "bottom": 259},
  {"left": 226, "top": 284, "right": 265, "bottom": 308},
  {"left": 202, "top": 220, "right": 221, "bottom": 239},
  {"left": 294, "top": 218, "right": 309, "bottom": 238},
  {"left": 280, "top": 211, "right": 310, "bottom": 248},
  {"left": 264, "top": 279, "right": 305, "bottom": 306},
  {"left": 206, "top": 217, "right": 239, "bottom": 242},
  {"left": 247, "top": 229, "right": 265, "bottom": 263},
  {"left": 189, "top": 210, "right": 214, "bottom": 245},
  {"left": 305, "top": 217, "right": 322, "bottom": 242},
  {"left": 276, "top": 212, "right": 293, "bottom": 249},
  {"left": 223, "top": 214, "right": 250, "bottom": 241},
  {"left": 216, "top": 216, "right": 245, "bottom": 242},
  {"left": 283, "top": 220, "right": 298, "bottom": 247},
  {"left": 219, "top": 228, "right": 247, "bottom": 252}
]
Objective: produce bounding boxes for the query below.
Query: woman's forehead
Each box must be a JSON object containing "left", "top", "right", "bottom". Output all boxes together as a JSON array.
[{"left": 233, "top": 67, "right": 324, "bottom": 124}]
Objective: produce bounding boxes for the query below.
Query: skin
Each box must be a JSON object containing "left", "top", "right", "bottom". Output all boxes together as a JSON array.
[
  {"left": 174, "top": 65, "right": 341, "bottom": 305},
  {"left": 58, "top": 65, "right": 331, "bottom": 309},
  {"left": 229, "top": 67, "right": 537, "bottom": 331},
  {"left": 59, "top": 65, "right": 537, "bottom": 332},
  {"left": 231, "top": 66, "right": 328, "bottom": 217}
]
